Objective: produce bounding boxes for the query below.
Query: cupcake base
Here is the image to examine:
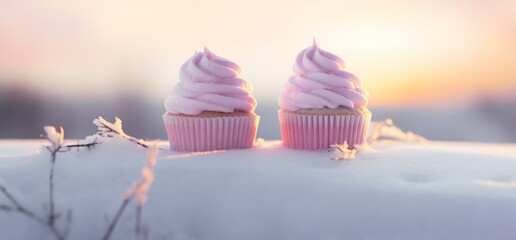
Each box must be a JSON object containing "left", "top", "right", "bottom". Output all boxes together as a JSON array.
[
  {"left": 163, "top": 112, "right": 260, "bottom": 152},
  {"left": 278, "top": 108, "right": 371, "bottom": 150}
]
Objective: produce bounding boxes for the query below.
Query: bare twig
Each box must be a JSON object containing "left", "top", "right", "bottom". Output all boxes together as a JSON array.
[
  {"left": 0, "top": 183, "right": 46, "bottom": 225},
  {"left": 102, "top": 198, "right": 131, "bottom": 240},
  {"left": 0, "top": 183, "right": 66, "bottom": 240},
  {"left": 44, "top": 126, "right": 66, "bottom": 227},
  {"left": 48, "top": 147, "right": 59, "bottom": 226},
  {"left": 135, "top": 205, "right": 142, "bottom": 237},
  {"left": 1, "top": 125, "right": 90, "bottom": 240},
  {"left": 65, "top": 139, "right": 99, "bottom": 150},
  {"left": 102, "top": 143, "right": 159, "bottom": 240},
  {"left": 63, "top": 209, "right": 73, "bottom": 239},
  {"left": 0, "top": 204, "right": 13, "bottom": 211},
  {"left": 39, "top": 126, "right": 71, "bottom": 239}
]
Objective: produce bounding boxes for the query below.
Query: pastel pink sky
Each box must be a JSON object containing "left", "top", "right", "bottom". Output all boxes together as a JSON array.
[{"left": 0, "top": 0, "right": 515, "bottom": 106}]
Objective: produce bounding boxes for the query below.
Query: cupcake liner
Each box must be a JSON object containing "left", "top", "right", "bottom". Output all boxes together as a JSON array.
[
  {"left": 278, "top": 109, "right": 371, "bottom": 150},
  {"left": 163, "top": 114, "right": 260, "bottom": 152}
]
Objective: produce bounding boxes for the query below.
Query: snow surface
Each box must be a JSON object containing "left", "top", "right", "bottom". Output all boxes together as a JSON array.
[{"left": 1, "top": 138, "right": 516, "bottom": 240}]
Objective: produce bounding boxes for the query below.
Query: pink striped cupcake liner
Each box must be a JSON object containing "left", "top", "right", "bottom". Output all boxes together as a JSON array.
[
  {"left": 163, "top": 114, "right": 260, "bottom": 152},
  {"left": 278, "top": 109, "right": 372, "bottom": 150}
]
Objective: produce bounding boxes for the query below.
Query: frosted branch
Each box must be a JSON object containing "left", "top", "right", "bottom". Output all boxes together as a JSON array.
[
  {"left": 329, "top": 142, "right": 356, "bottom": 160},
  {"left": 44, "top": 126, "right": 64, "bottom": 152},
  {"left": 124, "top": 142, "right": 159, "bottom": 205},
  {"left": 368, "top": 119, "right": 426, "bottom": 143},
  {"left": 94, "top": 117, "right": 150, "bottom": 148},
  {"left": 102, "top": 143, "right": 159, "bottom": 240}
]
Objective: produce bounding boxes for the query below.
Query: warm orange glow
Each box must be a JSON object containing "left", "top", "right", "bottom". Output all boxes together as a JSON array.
[{"left": 0, "top": 0, "right": 515, "bottom": 107}]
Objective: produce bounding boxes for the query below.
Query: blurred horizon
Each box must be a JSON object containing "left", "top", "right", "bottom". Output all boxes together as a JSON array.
[
  {"left": 1, "top": 0, "right": 515, "bottom": 142},
  {"left": 2, "top": 85, "right": 516, "bottom": 143}
]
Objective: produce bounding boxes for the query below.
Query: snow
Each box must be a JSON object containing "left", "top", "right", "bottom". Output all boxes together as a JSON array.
[
  {"left": 0, "top": 140, "right": 46, "bottom": 157},
  {"left": 1, "top": 135, "right": 516, "bottom": 240}
]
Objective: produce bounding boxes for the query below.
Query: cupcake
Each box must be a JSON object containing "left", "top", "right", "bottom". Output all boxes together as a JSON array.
[
  {"left": 163, "top": 48, "right": 260, "bottom": 152},
  {"left": 278, "top": 40, "right": 371, "bottom": 150}
]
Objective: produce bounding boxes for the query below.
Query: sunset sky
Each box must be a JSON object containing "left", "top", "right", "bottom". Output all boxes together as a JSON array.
[{"left": 0, "top": 0, "right": 515, "bottom": 107}]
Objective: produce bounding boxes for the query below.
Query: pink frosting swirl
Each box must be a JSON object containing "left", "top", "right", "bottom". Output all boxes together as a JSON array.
[
  {"left": 165, "top": 48, "right": 257, "bottom": 115},
  {"left": 279, "top": 40, "right": 369, "bottom": 111}
]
